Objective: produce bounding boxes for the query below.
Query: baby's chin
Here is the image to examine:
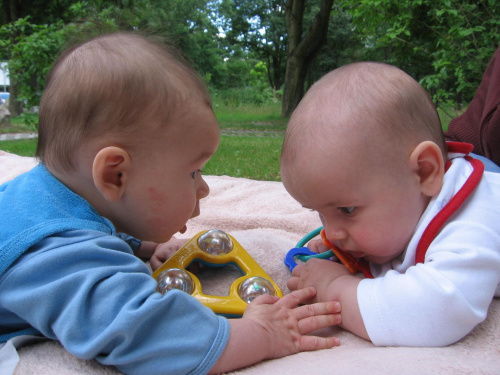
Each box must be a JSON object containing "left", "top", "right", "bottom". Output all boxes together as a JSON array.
[{"left": 364, "top": 251, "right": 404, "bottom": 265}]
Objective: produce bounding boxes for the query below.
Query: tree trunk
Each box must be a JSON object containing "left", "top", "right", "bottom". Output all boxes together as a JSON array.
[
  {"left": 5, "top": 0, "right": 23, "bottom": 117},
  {"left": 8, "top": 74, "right": 22, "bottom": 117},
  {"left": 281, "top": 53, "right": 308, "bottom": 118},
  {"left": 282, "top": 0, "right": 334, "bottom": 118}
]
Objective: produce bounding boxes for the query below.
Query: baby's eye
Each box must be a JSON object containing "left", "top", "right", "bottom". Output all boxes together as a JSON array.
[
  {"left": 338, "top": 206, "right": 356, "bottom": 216},
  {"left": 191, "top": 169, "right": 202, "bottom": 179}
]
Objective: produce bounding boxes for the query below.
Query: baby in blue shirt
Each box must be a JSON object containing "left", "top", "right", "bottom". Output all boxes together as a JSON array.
[{"left": 0, "top": 32, "right": 341, "bottom": 375}]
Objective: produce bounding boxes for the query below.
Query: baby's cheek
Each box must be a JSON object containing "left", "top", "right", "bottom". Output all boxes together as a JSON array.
[
  {"left": 145, "top": 216, "right": 167, "bottom": 236},
  {"left": 354, "top": 229, "right": 384, "bottom": 252},
  {"left": 146, "top": 216, "right": 166, "bottom": 229},
  {"left": 148, "top": 187, "right": 166, "bottom": 204}
]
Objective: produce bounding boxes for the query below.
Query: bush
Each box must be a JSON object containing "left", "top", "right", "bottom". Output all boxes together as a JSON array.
[{"left": 211, "top": 86, "right": 278, "bottom": 106}]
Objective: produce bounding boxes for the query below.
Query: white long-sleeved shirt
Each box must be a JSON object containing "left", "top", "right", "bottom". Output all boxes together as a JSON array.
[{"left": 358, "top": 148, "right": 500, "bottom": 347}]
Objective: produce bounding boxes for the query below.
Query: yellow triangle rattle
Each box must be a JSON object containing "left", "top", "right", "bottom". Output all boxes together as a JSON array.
[{"left": 152, "top": 229, "right": 283, "bottom": 317}]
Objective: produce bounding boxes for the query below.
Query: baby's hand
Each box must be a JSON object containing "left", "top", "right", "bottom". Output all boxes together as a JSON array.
[
  {"left": 210, "top": 287, "right": 341, "bottom": 373},
  {"left": 244, "top": 287, "right": 341, "bottom": 357},
  {"left": 149, "top": 237, "right": 188, "bottom": 271},
  {"left": 307, "top": 238, "right": 330, "bottom": 254},
  {"left": 287, "top": 259, "right": 350, "bottom": 303}
]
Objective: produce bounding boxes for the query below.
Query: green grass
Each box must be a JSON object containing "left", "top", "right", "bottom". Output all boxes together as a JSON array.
[
  {"left": 0, "top": 102, "right": 466, "bottom": 182},
  {"left": 204, "top": 135, "right": 283, "bottom": 181},
  {"left": 1, "top": 113, "right": 39, "bottom": 133},
  {"left": 0, "top": 104, "right": 285, "bottom": 181},
  {"left": 214, "top": 101, "right": 282, "bottom": 121},
  {"left": 0, "top": 138, "right": 38, "bottom": 156},
  {"left": 214, "top": 102, "right": 288, "bottom": 132}
]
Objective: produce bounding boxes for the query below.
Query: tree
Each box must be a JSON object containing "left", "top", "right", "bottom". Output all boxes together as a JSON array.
[
  {"left": 0, "top": 0, "right": 79, "bottom": 116},
  {"left": 282, "top": 0, "right": 334, "bottom": 117},
  {"left": 304, "top": 3, "right": 363, "bottom": 87},
  {"left": 0, "top": 18, "right": 68, "bottom": 113},
  {"left": 0, "top": 0, "right": 228, "bottom": 116},
  {"left": 218, "top": 0, "right": 288, "bottom": 92},
  {"left": 131, "top": 0, "right": 224, "bottom": 80},
  {"left": 344, "top": 0, "right": 500, "bottom": 107},
  {"left": 218, "top": 0, "right": 359, "bottom": 107}
]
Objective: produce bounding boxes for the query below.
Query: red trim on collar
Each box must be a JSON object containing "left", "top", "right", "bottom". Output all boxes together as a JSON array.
[
  {"left": 445, "top": 142, "right": 474, "bottom": 171},
  {"left": 446, "top": 142, "right": 474, "bottom": 154},
  {"left": 415, "top": 156, "right": 484, "bottom": 263}
]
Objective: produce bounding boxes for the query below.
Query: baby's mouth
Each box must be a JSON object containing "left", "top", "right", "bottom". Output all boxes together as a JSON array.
[
  {"left": 336, "top": 244, "right": 364, "bottom": 259},
  {"left": 348, "top": 251, "right": 365, "bottom": 259}
]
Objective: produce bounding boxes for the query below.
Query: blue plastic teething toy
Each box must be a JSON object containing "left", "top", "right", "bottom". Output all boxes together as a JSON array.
[{"left": 284, "top": 227, "right": 334, "bottom": 271}]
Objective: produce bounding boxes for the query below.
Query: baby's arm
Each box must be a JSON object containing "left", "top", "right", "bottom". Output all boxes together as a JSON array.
[
  {"left": 287, "top": 258, "right": 370, "bottom": 341},
  {"left": 209, "top": 287, "right": 341, "bottom": 374},
  {"left": 2, "top": 231, "right": 343, "bottom": 373}
]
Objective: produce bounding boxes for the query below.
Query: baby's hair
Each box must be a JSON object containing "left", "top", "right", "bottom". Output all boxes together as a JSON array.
[
  {"left": 282, "top": 62, "right": 446, "bottom": 165},
  {"left": 36, "top": 31, "right": 211, "bottom": 172}
]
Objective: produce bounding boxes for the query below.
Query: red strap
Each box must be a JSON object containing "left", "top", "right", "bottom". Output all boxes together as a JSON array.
[
  {"left": 354, "top": 257, "right": 374, "bottom": 279},
  {"left": 415, "top": 156, "right": 484, "bottom": 263},
  {"left": 320, "top": 229, "right": 374, "bottom": 279}
]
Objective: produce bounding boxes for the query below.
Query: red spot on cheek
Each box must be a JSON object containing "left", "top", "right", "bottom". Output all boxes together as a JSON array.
[
  {"left": 148, "top": 187, "right": 165, "bottom": 202},
  {"left": 147, "top": 187, "right": 169, "bottom": 215}
]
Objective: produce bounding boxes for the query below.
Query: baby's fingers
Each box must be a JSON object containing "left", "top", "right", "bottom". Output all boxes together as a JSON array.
[
  {"left": 298, "top": 335, "right": 340, "bottom": 351},
  {"left": 287, "top": 276, "right": 300, "bottom": 291},
  {"left": 149, "top": 256, "right": 163, "bottom": 272},
  {"left": 277, "top": 287, "right": 317, "bottom": 309},
  {"left": 294, "top": 300, "right": 341, "bottom": 321},
  {"left": 296, "top": 305, "right": 341, "bottom": 335}
]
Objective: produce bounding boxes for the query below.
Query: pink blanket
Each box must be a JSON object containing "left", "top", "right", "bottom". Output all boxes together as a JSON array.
[{"left": 1, "top": 151, "right": 499, "bottom": 375}]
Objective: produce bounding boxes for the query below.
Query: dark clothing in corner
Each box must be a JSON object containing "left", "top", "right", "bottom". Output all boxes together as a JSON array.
[{"left": 445, "top": 45, "right": 500, "bottom": 167}]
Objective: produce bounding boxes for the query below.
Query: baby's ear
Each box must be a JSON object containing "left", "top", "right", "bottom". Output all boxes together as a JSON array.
[
  {"left": 409, "top": 141, "right": 444, "bottom": 197},
  {"left": 92, "top": 147, "right": 131, "bottom": 202}
]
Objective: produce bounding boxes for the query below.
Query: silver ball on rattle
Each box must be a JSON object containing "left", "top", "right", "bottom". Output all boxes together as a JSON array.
[
  {"left": 238, "top": 276, "right": 277, "bottom": 303},
  {"left": 198, "top": 229, "right": 233, "bottom": 255},
  {"left": 157, "top": 268, "right": 194, "bottom": 295}
]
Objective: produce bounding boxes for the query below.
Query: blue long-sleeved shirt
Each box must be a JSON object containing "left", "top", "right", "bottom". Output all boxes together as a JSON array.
[{"left": 0, "top": 164, "right": 230, "bottom": 375}]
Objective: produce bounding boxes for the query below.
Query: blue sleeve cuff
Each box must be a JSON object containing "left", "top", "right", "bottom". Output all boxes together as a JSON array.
[{"left": 116, "top": 233, "right": 142, "bottom": 253}]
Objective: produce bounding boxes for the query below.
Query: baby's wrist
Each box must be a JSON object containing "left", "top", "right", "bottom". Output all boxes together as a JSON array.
[
  {"left": 135, "top": 241, "right": 158, "bottom": 259},
  {"left": 230, "top": 318, "right": 270, "bottom": 362},
  {"left": 327, "top": 274, "right": 357, "bottom": 301}
]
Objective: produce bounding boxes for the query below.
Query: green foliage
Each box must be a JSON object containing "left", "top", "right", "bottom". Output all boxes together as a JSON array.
[
  {"left": 0, "top": 0, "right": 230, "bottom": 114},
  {"left": 1, "top": 0, "right": 497, "bottom": 118},
  {"left": 210, "top": 60, "right": 281, "bottom": 105},
  {"left": 127, "top": 0, "right": 226, "bottom": 83},
  {"left": 209, "top": 57, "right": 255, "bottom": 89},
  {"left": 0, "top": 17, "right": 69, "bottom": 109},
  {"left": 0, "top": 0, "right": 81, "bottom": 27},
  {"left": 219, "top": 0, "right": 288, "bottom": 90},
  {"left": 343, "top": 0, "right": 500, "bottom": 106},
  {"left": 249, "top": 61, "right": 268, "bottom": 88},
  {"left": 212, "top": 86, "right": 276, "bottom": 106},
  {"left": 306, "top": 3, "right": 364, "bottom": 86}
]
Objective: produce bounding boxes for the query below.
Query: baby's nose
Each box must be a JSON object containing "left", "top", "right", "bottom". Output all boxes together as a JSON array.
[
  {"left": 324, "top": 226, "right": 348, "bottom": 242},
  {"left": 197, "top": 177, "right": 210, "bottom": 199}
]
